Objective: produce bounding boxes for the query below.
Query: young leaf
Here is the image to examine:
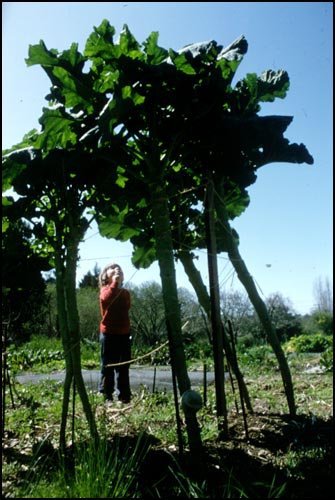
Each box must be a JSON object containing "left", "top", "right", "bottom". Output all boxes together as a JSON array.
[
  {"left": 35, "top": 108, "right": 77, "bottom": 149},
  {"left": 257, "top": 69, "right": 290, "bottom": 102},
  {"left": 131, "top": 242, "right": 156, "bottom": 269},
  {"left": 168, "top": 49, "right": 196, "bottom": 75},
  {"left": 25, "top": 40, "right": 59, "bottom": 67},
  {"left": 143, "top": 31, "right": 168, "bottom": 64},
  {"left": 118, "top": 24, "right": 141, "bottom": 55},
  {"left": 217, "top": 35, "right": 248, "bottom": 81}
]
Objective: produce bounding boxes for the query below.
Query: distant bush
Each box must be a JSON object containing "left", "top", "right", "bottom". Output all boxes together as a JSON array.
[
  {"left": 237, "top": 344, "right": 277, "bottom": 370},
  {"left": 312, "top": 311, "right": 333, "bottom": 335},
  {"left": 284, "top": 333, "right": 332, "bottom": 354},
  {"left": 77, "top": 287, "right": 100, "bottom": 341},
  {"left": 237, "top": 333, "right": 258, "bottom": 349},
  {"left": 301, "top": 311, "right": 333, "bottom": 336}
]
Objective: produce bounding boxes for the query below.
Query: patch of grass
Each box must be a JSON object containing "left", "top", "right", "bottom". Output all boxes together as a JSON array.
[
  {"left": 17, "top": 434, "right": 150, "bottom": 498},
  {"left": 278, "top": 446, "right": 330, "bottom": 479},
  {"left": 3, "top": 347, "right": 333, "bottom": 498}
]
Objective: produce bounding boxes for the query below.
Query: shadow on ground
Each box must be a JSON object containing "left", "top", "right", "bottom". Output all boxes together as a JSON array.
[{"left": 2, "top": 414, "right": 333, "bottom": 498}]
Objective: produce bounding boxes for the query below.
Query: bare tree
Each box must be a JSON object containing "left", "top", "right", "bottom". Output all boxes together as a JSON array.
[{"left": 313, "top": 276, "right": 333, "bottom": 313}]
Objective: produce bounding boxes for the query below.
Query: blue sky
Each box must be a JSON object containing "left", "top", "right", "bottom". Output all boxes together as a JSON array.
[{"left": 2, "top": 2, "right": 333, "bottom": 314}]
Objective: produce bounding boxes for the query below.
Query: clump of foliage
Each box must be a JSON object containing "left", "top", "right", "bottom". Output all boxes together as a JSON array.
[
  {"left": 320, "top": 347, "right": 333, "bottom": 372},
  {"left": 7, "top": 346, "right": 63, "bottom": 373},
  {"left": 237, "top": 344, "right": 277, "bottom": 370},
  {"left": 310, "top": 311, "right": 333, "bottom": 336},
  {"left": 6, "top": 334, "right": 99, "bottom": 373},
  {"left": 301, "top": 310, "right": 333, "bottom": 337},
  {"left": 284, "top": 333, "right": 332, "bottom": 354}
]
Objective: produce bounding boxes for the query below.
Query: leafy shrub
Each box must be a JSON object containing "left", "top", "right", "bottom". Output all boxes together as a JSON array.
[
  {"left": 238, "top": 333, "right": 256, "bottom": 349},
  {"left": 284, "top": 333, "right": 332, "bottom": 354},
  {"left": 81, "top": 338, "right": 100, "bottom": 368},
  {"left": 77, "top": 287, "right": 100, "bottom": 341},
  {"left": 135, "top": 342, "right": 170, "bottom": 366},
  {"left": 237, "top": 344, "right": 277, "bottom": 369},
  {"left": 7, "top": 335, "right": 63, "bottom": 371},
  {"left": 320, "top": 347, "right": 333, "bottom": 372},
  {"left": 302, "top": 311, "right": 333, "bottom": 336},
  {"left": 7, "top": 334, "right": 100, "bottom": 372},
  {"left": 312, "top": 311, "right": 333, "bottom": 335},
  {"left": 184, "top": 338, "right": 213, "bottom": 362},
  {"left": 7, "top": 346, "right": 63, "bottom": 372}
]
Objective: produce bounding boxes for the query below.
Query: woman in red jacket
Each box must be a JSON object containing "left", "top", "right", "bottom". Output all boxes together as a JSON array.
[{"left": 98, "top": 263, "right": 132, "bottom": 403}]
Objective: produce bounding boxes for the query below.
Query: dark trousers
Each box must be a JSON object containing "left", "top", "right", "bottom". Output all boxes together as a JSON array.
[{"left": 99, "top": 333, "right": 131, "bottom": 402}]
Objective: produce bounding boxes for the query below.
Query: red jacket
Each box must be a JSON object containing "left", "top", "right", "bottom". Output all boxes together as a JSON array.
[{"left": 99, "top": 282, "right": 131, "bottom": 335}]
